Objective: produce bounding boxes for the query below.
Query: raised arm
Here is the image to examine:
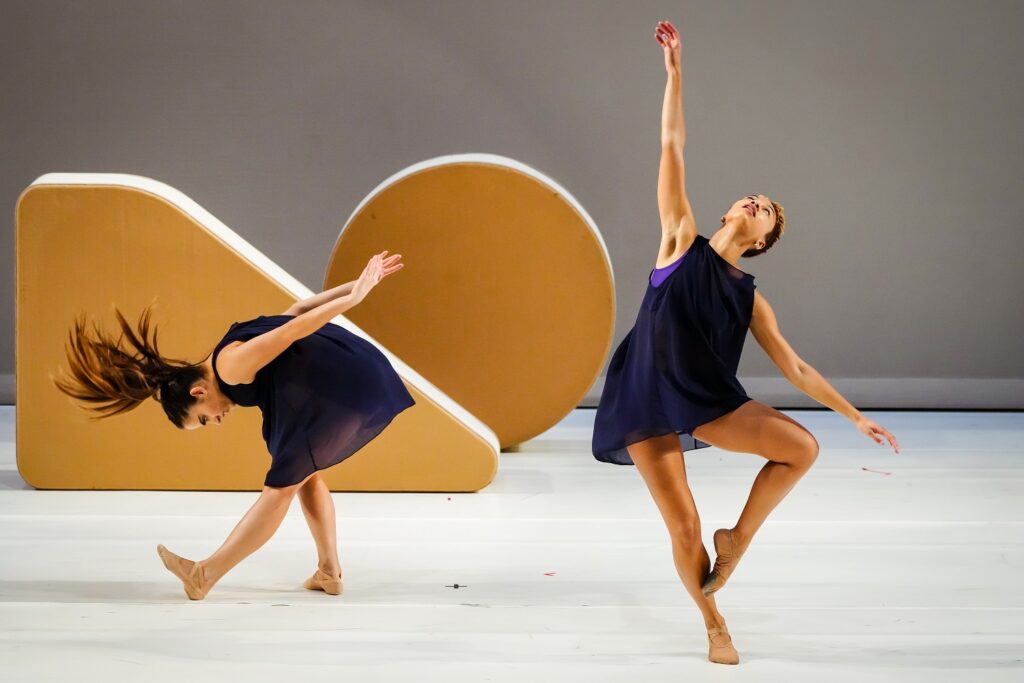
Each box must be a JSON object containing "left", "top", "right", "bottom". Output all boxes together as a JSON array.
[
  {"left": 217, "top": 252, "right": 397, "bottom": 384},
  {"left": 655, "top": 20, "right": 696, "bottom": 243},
  {"left": 749, "top": 290, "right": 900, "bottom": 453},
  {"left": 283, "top": 251, "right": 403, "bottom": 316}
]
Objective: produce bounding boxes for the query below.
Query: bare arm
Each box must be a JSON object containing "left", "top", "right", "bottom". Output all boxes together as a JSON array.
[
  {"left": 283, "top": 251, "right": 404, "bottom": 316},
  {"left": 219, "top": 252, "right": 394, "bottom": 384},
  {"left": 749, "top": 291, "right": 900, "bottom": 452},
  {"left": 282, "top": 281, "right": 355, "bottom": 316},
  {"left": 655, "top": 21, "right": 696, "bottom": 242}
]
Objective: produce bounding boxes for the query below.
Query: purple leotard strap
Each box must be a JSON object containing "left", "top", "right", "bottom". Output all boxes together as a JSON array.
[{"left": 650, "top": 250, "right": 688, "bottom": 287}]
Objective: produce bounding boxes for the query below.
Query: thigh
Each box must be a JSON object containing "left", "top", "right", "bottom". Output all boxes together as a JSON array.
[
  {"left": 265, "top": 471, "right": 316, "bottom": 497},
  {"left": 627, "top": 433, "right": 701, "bottom": 529},
  {"left": 299, "top": 470, "right": 324, "bottom": 489},
  {"left": 692, "top": 399, "right": 818, "bottom": 464},
  {"left": 297, "top": 470, "right": 322, "bottom": 495}
]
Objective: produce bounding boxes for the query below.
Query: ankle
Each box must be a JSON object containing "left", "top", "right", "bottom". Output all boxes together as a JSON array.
[
  {"left": 730, "top": 526, "right": 752, "bottom": 550},
  {"left": 197, "top": 559, "right": 223, "bottom": 586},
  {"left": 705, "top": 617, "right": 727, "bottom": 631},
  {"left": 317, "top": 562, "right": 341, "bottom": 577}
]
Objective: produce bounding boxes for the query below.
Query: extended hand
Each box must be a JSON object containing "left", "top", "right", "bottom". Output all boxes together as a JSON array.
[
  {"left": 351, "top": 252, "right": 386, "bottom": 301},
  {"left": 378, "top": 250, "right": 404, "bottom": 278},
  {"left": 855, "top": 416, "right": 900, "bottom": 454},
  {"left": 655, "top": 20, "right": 681, "bottom": 74}
]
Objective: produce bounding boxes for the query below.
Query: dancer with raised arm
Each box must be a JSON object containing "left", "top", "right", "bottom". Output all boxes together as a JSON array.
[
  {"left": 56, "top": 251, "right": 413, "bottom": 600},
  {"left": 591, "top": 20, "right": 899, "bottom": 665}
]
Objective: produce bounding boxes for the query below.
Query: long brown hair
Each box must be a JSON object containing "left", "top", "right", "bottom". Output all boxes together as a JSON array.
[{"left": 54, "top": 305, "right": 205, "bottom": 428}]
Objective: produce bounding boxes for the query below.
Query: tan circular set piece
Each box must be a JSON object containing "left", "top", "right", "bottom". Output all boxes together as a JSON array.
[{"left": 324, "top": 155, "right": 616, "bottom": 447}]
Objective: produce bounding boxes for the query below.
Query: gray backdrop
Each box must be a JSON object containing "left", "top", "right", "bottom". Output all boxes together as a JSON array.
[{"left": 2, "top": 0, "right": 1021, "bottom": 408}]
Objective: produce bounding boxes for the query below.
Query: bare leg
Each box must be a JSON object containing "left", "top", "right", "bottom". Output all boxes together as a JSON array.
[
  {"left": 628, "top": 433, "right": 725, "bottom": 630},
  {"left": 157, "top": 477, "right": 306, "bottom": 599},
  {"left": 297, "top": 472, "right": 342, "bottom": 577},
  {"left": 692, "top": 400, "right": 819, "bottom": 589},
  {"left": 629, "top": 433, "right": 739, "bottom": 664},
  {"left": 198, "top": 479, "right": 305, "bottom": 586},
  {"left": 734, "top": 460, "right": 815, "bottom": 547}
]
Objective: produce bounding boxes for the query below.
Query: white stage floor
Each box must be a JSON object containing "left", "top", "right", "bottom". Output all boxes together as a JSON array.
[{"left": 1, "top": 406, "right": 1021, "bottom": 681}]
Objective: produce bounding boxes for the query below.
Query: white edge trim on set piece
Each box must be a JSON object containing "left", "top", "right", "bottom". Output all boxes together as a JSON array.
[
  {"left": 28, "top": 173, "right": 499, "bottom": 452},
  {"left": 334, "top": 153, "right": 615, "bottom": 287}
]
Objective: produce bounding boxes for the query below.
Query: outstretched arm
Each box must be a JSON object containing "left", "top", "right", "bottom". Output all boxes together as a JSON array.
[
  {"left": 218, "top": 252, "right": 397, "bottom": 384},
  {"left": 655, "top": 20, "right": 696, "bottom": 242},
  {"left": 283, "top": 251, "right": 403, "bottom": 316},
  {"left": 749, "top": 291, "right": 900, "bottom": 453}
]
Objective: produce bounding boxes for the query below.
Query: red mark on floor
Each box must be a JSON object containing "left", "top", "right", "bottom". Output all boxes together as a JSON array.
[{"left": 544, "top": 572, "right": 556, "bottom": 576}]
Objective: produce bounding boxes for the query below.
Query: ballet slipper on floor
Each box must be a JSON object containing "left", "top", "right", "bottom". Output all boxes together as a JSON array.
[
  {"left": 156, "top": 544, "right": 210, "bottom": 600},
  {"left": 701, "top": 528, "right": 745, "bottom": 597},
  {"left": 303, "top": 568, "right": 343, "bottom": 595},
  {"left": 706, "top": 623, "right": 740, "bottom": 665}
]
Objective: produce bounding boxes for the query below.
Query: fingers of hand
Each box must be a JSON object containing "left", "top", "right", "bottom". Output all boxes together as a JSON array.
[
  {"left": 886, "top": 432, "right": 900, "bottom": 453},
  {"left": 656, "top": 20, "right": 679, "bottom": 44},
  {"left": 873, "top": 424, "right": 899, "bottom": 452}
]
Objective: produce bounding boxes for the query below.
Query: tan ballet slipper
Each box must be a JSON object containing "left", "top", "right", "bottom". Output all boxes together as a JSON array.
[
  {"left": 156, "top": 544, "right": 210, "bottom": 600},
  {"left": 706, "top": 623, "right": 740, "bottom": 665},
  {"left": 303, "top": 568, "right": 343, "bottom": 595},
  {"left": 701, "top": 528, "right": 745, "bottom": 597}
]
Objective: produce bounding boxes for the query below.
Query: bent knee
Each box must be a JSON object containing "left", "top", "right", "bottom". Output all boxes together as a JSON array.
[
  {"left": 792, "top": 430, "right": 819, "bottom": 469},
  {"left": 766, "top": 428, "right": 819, "bottom": 469},
  {"left": 666, "top": 517, "right": 703, "bottom": 549}
]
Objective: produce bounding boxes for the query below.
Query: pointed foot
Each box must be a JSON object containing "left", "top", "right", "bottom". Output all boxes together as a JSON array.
[{"left": 157, "top": 544, "right": 210, "bottom": 600}]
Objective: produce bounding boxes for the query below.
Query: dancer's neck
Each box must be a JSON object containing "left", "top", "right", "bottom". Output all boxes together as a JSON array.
[{"left": 709, "top": 224, "right": 750, "bottom": 266}]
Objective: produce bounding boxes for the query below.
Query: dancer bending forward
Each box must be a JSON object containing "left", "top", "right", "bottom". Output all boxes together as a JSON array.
[
  {"left": 57, "top": 251, "right": 413, "bottom": 600},
  {"left": 591, "top": 21, "right": 899, "bottom": 665}
]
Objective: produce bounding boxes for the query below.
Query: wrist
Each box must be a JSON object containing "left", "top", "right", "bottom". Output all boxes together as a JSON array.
[{"left": 328, "top": 292, "right": 359, "bottom": 313}]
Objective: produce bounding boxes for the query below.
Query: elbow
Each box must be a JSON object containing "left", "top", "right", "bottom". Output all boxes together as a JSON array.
[
  {"left": 661, "top": 136, "right": 685, "bottom": 150},
  {"left": 785, "top": 359, "right": 809, "bottom": 385}
]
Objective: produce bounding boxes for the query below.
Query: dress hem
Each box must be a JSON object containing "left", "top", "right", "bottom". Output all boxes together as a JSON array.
[
  {"left": 263, "top": 399, "right": 416, "bottom": 488},
  {"left": 592, "top": 396, "right": 753, "bottom": 466}
]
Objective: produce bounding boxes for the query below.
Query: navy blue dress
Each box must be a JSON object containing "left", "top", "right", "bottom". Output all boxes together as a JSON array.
[
  {"left": 211, "top": 315, "right": 416, "bottom": 487},
  {"left": 592, "top": 234, "right": 756, "bottom": 464}
]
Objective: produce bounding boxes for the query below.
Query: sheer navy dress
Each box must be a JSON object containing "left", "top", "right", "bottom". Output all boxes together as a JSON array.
[
  {"left": 592, "top": 233, "right": 756, "bottom": 465},
  {"left": 211, "top": 315, "right": 416, "bottom": 487}
]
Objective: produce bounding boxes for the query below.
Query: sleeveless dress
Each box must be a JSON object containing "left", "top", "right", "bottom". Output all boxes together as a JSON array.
[
  {"left": 592, "top": 233, "right": 756, "bottom": 465},
  {"left": 211, "top": 315, "right": 416, "bottom": 487}
]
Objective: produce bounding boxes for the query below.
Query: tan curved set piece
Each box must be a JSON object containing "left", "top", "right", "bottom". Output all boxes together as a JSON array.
[
  {"left": 15, "top": 158, "right": 614, "bottom": 491},
  {"left": 325, "top": 155, "right": 615, "bottom": 447}
]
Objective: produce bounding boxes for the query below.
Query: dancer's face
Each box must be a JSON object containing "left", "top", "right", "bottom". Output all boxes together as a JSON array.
[
  {"left": 183, "top": 380, "right": 234, "bottom": 430},
  {"left": 721, "top": 194, "right": 777, "bottom": 249}
]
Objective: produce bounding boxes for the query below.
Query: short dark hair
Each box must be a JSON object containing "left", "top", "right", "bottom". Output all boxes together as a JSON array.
[{"left": 742, "top": 199, "right": 786, "bottom": 258}]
